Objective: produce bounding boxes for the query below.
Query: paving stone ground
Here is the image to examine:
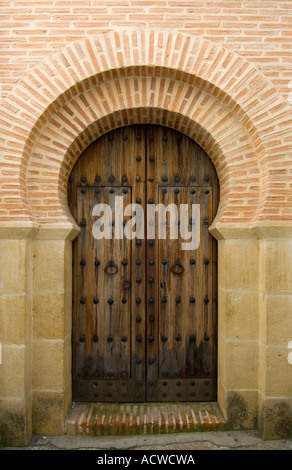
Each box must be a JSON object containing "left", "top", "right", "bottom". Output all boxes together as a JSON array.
[{"left": 2, "top": 430, "right": 291, "bottom": 451}]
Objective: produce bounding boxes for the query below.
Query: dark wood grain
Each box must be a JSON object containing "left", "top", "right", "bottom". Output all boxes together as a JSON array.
[{"left": 69, "top": 125, "right": 219, "bottom": 402}]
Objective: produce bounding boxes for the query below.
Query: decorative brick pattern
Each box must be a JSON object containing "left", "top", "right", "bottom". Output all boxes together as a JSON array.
[
  {"left": 0, "top": 30, "right": 292, "bottom": 225},
  {"left": 28, "top": 77, "right": 260, "bottom": 225},
  {"left": 1, "top": 1, "right": 292, "bottom": 103},
  {"left": 65, "top": 403, "right": 225, "bottom": 436}
]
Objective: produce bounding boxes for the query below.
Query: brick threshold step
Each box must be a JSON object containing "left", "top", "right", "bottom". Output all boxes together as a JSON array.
[{"left": 65, "top": 402, "right": 226, "bottom": 436}]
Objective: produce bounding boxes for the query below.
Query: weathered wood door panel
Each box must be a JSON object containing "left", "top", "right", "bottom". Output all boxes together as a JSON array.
[
  {"left": 69, "top": 125, "right": 218, "bottom": 402},
  {"left": 153, "top": 186, "right": 216, "bottom": 401}
]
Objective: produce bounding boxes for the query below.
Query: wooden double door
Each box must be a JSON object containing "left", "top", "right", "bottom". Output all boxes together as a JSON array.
[{"left": 69, "top": 125, "right": 219, "bottom": 403}]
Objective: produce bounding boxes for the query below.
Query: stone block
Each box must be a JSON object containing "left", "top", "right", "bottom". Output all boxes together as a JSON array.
[
  {"left": 64, "top": 240, "right": 73, "bottom": 290},
  {"left": 32, "top": 338, "right": 70, "bottom": 391},
  {"left": 259, "top": 343, "right": 292, "bottom": 397},
  {"left": 33, "top": 291, "right": 66, "bottom": 340},
  {"left": 0, "top": 396, "right": 32, "bottom": 447},
  {"left": 264, "top": 241, "right": 292, "bottom": 293},
  {"left": 218, "top": 240, "right": 259, "bottom": 290},
  {"left": 217, "top": 332, "right": 227, "bottom": 386},
  {"left": 0, "top": 345, "right": 27, "bottom": 398},
  {"left": 33, "top": 240, "right": 66, "bottom": 291},
  {"left": 258, "top": 397, "right": 292, "bottom": 440},
  {"left": 217, "top": 378, "right": 227, "bottom": 421},
  {"left": 0, "top": 294, "right": 26, "bottom": 344},
  {"left": 225, "top": 341, "right": 258, "bottom": 389},
  {"left": 218, "top": 289, "right": 258, "bottom": 340},
  {"left": 261, "top": 294, "right": 292, "bottom": 346},
  {"left": 226, "top": 390, "right": 258, "bottom": 430},
  {"left": 32, "top": 386, "right": 71, "bottom": 435},
  {"left": 0, "top": 240, "right": 27, "bottom": 293}
]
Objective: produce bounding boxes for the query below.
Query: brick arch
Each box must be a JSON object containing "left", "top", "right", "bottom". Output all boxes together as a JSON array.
[
  {"left": 58, "top": 105, "right": 240, "bottom": 225},
  {"left": 0, "top": 30, "right": 292, "bottom": 225},
  {"left": 28, "top": 76, "right": 259, "bottom": 226}
]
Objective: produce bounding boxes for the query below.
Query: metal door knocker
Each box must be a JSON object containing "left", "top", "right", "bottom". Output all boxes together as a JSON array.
[
  {"left": 170, "top": 259, "right": 185, "bottom": 274},
  {"left": 104, "top": 260, "right": 118, "bottom": 275}
]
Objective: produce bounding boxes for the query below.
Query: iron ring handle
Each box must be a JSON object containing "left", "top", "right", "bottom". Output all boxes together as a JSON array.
[
  {"left": 104, "top": 260, "right": 118, "bottom": 275},
  {"left": 170, "top": 259, "right": 185, "bottom": 274}
]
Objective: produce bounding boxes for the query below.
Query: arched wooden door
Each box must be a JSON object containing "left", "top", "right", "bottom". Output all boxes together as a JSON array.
[{"left": 68, "top": 125, "right": 219, "bottom": 403}]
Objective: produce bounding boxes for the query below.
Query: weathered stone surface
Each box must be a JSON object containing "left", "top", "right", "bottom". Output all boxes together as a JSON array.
[
  {"left": 226, "top": 391, "right": 258, "bottom": 431},
  {"left": 0, "top": 397, "right": 32, "bottom": 447},
  {"left": 259, "top": 400, "right": 292, "bottom": 440},
  {"left": 32, "top": 388, "right": 71, "bottom": 436}
]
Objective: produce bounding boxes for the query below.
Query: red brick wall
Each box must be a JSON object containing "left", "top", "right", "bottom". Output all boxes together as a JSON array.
[
  {"left": 1, "top": 0, "right": 292, "bottom": 103},
  {"left": 0, "top": 3, "right": 292, "bottom": 224}
]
